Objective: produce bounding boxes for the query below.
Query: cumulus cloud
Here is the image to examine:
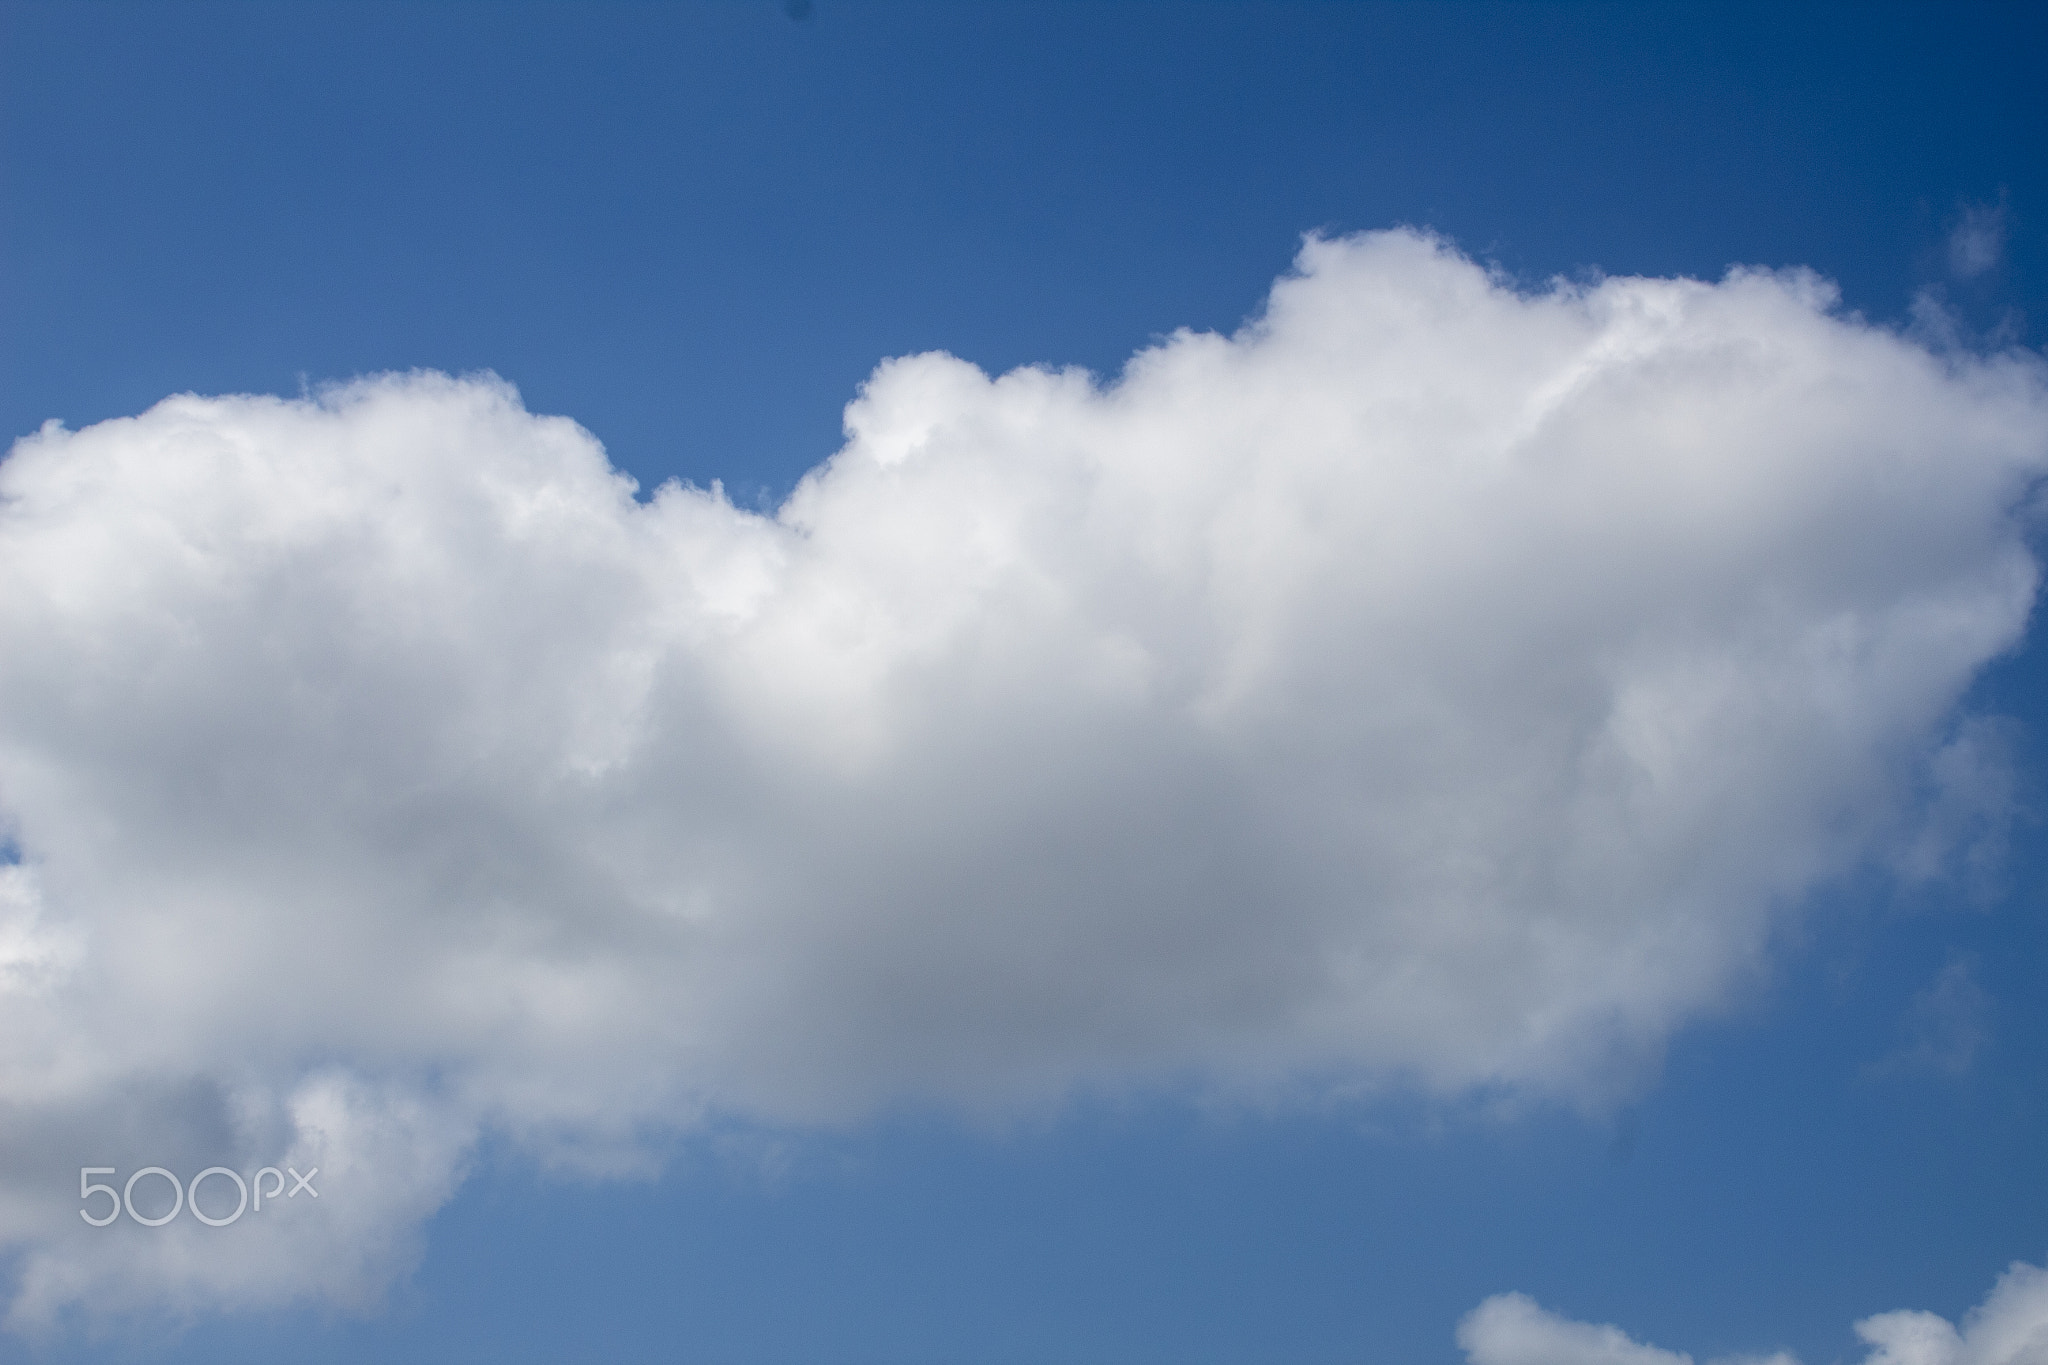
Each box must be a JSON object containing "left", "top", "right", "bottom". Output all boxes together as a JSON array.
[
  {"left": 2, "top": 228, "right": 2047, "bottom": 1323},
  {"left": 1460, "top": 1261, "right": 2048, "bottom": 1365},
  {"left": 1857, "top": 1262, "right": 2048, "bottom": 1365}
]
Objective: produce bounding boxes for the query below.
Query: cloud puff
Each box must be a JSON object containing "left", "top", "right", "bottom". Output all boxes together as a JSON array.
[
  {"left": 1459, "top": 1292, "right": 1705, "bottom": 1365},
  {"left": 2, "top": 229, "right": 2047, "bottom": 1323},
  {"left": 1458, "top": 1285, "right": 1794, "bottom": 1365},
  {"left": 1460, "top": 1261, "right": 2048, "bottom": 1365},
  {"left": 1857, "top": 1262, "right": 2048, "bottom": 1365}
]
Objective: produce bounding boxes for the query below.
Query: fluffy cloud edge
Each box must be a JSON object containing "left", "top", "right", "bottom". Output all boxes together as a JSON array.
[{"left": 1460, "top": 1261, "right": 2048, "bottom": 1365}]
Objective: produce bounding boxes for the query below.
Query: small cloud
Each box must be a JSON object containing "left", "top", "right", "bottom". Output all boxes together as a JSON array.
[
  {"left": 1948, "top": 195, "right": 2010, "bottom": 280},
  {"left": 1459, "top": 1292, "right": 1695, "bottom": 1365},
  {"left": 1460, "top": 1261, "right": 2048, "bottom": 1365},
  {"left": 1855, "top": 1262, "right": 2048, "bottom": 1365},
  {"left": 1868, "top": 955, "right": 1990, "bottom": 1081}
]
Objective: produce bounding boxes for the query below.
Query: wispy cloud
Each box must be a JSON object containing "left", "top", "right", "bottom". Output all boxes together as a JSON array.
[
  {"left": 1949, "top": 195, "right": 2011, "bottom": 280},
  {"left": 1869, "top": 955, "right": 1991, "bottom": 1080}
]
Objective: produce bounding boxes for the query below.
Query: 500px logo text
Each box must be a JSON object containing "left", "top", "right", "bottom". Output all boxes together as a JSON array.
[{"left": 79, "top": 1165, "right": 320, "bottom": 1227}]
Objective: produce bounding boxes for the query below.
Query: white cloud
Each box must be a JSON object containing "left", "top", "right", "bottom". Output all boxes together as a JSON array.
[
  {"left": 1858, "top": 1262, "right": 2048, "bottom": 1365},
  {"left": 1458, "top": 1291, "right": 1700, "bottom": 1365},
  {"left": 1460, "top": 1261, "right": 2048, "bottom": 1365},
  {"left": 2, "top": 228, "right": 2046, "bottom": 1323}
]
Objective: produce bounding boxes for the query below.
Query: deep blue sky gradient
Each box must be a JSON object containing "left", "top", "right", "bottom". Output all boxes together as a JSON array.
[
  {"left": 6, "top": 2, "right": 2045, "bottom": 496},
  {"left": 4, "top": 3, "right": 2047, "bottom": 1362}
]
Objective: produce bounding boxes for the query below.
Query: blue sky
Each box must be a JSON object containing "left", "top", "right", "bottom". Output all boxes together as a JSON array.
[{"left": 2, "top": 3, "right": 2047, "bottom": 1363}]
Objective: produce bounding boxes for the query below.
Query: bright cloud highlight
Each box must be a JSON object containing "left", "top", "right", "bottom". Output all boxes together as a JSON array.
[{"left": 2, "top": 229, "right": 2045, "bottom": 1322}]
